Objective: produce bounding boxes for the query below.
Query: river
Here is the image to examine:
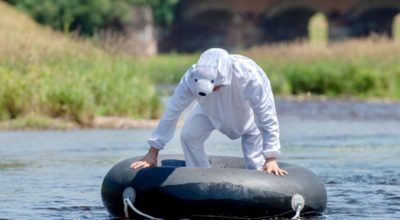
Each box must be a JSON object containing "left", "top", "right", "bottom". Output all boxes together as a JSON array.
[{"left": 0, "top": 99, "right": 399, "bottom": 219}]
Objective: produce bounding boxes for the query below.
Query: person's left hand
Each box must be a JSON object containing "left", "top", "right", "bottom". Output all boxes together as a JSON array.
[{"left": 262, "top": 157, "right": 288, "bottom": 176}]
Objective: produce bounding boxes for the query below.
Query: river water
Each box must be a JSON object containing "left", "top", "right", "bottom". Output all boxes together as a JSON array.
[{"left": 0, "top": 99, "right": 399, "bottom": 219}]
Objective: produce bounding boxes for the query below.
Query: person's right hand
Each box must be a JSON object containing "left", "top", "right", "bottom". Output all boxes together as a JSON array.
[{"left": 130, "top": 147, "right": 159, "bottom": 169}]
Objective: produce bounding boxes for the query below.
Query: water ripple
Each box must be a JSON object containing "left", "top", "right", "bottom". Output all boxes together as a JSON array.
[
  {"left": 322, "top": 174, "right": 399, "bottom": 185},
  {"left": 35, "top": 205, "right": 104, "bottom": 212}
]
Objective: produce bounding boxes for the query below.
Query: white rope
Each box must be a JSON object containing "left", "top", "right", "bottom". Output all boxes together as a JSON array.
[
  {"left": 291, "top": 203, "right": 302, "bottom": 219},
  {"left": 123, "top": 197, "right": 129, "bottom": 218},
  {"left": 290, "top": 194, "right": 305, "bottom": 219},
  {"left": 123, "top": 197, "right": 163, "bottom": 220}
]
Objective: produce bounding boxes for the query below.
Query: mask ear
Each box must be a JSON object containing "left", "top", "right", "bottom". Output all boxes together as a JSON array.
[
  {"left": 189, "top": 64, "right": 197, "bottom": 79},
  {"left": 191, "top": 65, "right": 202, "bottom": 81}
]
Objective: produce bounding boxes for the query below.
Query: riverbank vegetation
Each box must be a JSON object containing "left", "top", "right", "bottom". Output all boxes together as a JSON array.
[
  {"left": 0, "top": 2, "right": 161, "bottom": 129},
  {"left": 5, "top": 0, "right": 180, "bottom": 35},
  {"left": 247, "top": 38, "right": 400, "bottom": 99},
  {"left": 144, "top": 38, "right": 400, "bottom": 101},
  {"left": 1, "top": 2, "right": 400, "bottom": 129}
]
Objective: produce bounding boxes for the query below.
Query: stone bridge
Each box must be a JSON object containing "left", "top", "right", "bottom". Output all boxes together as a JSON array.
[{"left": 165, "top": 0, "right": 400, "bottom": 52}]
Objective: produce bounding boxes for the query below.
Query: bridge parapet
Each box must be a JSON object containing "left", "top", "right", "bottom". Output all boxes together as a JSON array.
[{"left": 168, "top": 0, "right": 400, "bottom": 52}]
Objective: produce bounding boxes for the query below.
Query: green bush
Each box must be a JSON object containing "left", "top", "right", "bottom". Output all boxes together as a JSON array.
[
  {"left": 141, "top": 53, "right": 197, "bottom": 84},
  {"left": 88, "top": 60, "right": 160, "bottom": 118},
  {"left": 6, "top": 0, "right": 180, "bottom": 36},
  {"left": 139, "top": 52, "right": 400, "bottom": 100},
  {"left": 0, "top": 71, "right": 25, "bottom": 119},
  {"left": 45, "top": 80, "right": 95, "bottom": 126},
  {"left": 0, "top": 68, "right": 38, "bottom": 120}
]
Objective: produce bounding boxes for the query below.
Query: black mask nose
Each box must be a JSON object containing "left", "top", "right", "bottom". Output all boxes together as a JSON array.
[{"left": 198, "top": 92, "right": 206, "bottom": 96}]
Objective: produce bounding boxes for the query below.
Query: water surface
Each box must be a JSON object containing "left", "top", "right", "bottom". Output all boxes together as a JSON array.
[{"left": 0, "top": 99, "right": 399, "bottom": 219}]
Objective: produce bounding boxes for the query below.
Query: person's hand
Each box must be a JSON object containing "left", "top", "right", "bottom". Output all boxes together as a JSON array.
[
  {"left": 262, "top": 157, "right": 288, "bottom": 176},
  {"left": 130, "top": 147, "right": 159, "bottom": 169}
]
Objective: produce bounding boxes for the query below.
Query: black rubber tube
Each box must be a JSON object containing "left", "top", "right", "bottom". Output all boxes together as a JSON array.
[{"left": 101, "top": 155, "right": 327, "bottom": 219}]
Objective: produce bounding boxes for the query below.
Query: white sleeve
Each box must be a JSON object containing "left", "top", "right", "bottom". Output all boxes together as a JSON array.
[
  {"left": 244, "top": 66, "right": 281, "bottom": 158},
  {"left": 148, "top": 67, "right": 196, "bottom": 150}
]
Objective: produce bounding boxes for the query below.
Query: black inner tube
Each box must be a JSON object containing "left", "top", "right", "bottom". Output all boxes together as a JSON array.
[{"left": 101, "top": 155, "right": 327, "bottom": 219}]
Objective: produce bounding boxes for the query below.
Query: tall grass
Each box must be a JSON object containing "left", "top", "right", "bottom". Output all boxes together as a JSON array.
[
  {"left": 139, "top": 53, "right": 198, "bottom": 85},
  {"left": 0, "top": 2, "right": 161, "bottom": 128},
  {"left": 245, "top": 38, "right": 400, "bottom": 99},
  {"left": 137, "top": 38, "right": 400, "bottom": 100},
  {"left": 2, "top": 1, "right": 400, "bottom": 129}
]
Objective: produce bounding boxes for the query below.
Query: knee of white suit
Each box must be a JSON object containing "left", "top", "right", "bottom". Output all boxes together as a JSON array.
[{"left": 180, "top": 129, "right": 199, "bottom": 145}]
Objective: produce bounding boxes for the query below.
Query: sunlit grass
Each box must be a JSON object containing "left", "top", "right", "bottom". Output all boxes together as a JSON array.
[
  {"left": 1, "top": 1, "right": 400, "bottom": 129},
  {"left": 243, "top": 38, "right": 400, "bottom": 99},
  {"left": 143, "top": 38, "right": 400, "bottom": 100},
  {"left": 138, "top": 37, "right": 400, "bottom": 100},
  {"left": 0, "top": 2, "right": 162, "bottom": 128}
]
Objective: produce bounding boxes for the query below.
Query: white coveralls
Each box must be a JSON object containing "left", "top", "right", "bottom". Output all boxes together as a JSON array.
[{"left": 148, "top": 48, "right": 281, "bottom": 170}]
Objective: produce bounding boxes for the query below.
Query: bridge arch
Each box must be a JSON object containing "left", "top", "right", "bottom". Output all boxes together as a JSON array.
[
  {"left": 349, "top": 1, "right": 400, "bottom": 37},
  {"left": 350, "top": 0, "right": 400, "bottom": 18},
  {"left": 164, "top": 0, "right": 400, "bottom": 52},
  {"left": 181, "top": 2, "right": 234, "bottom": 22},
  {"left": 264, "top": 1, "right": 323, "bottom": 19},
  {"left": 178, "top": 6, "right": 236, "bottom": 52},
  {"left": 261, "top": 4, "right": 322, "bottom": 42}
]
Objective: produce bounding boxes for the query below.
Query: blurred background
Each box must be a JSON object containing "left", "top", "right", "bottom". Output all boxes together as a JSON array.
[{"left": 1, "top": 0, "right": 400, "bottom": 128}]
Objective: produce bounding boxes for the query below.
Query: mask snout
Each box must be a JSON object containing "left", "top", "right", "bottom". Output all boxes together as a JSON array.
[{"left": 195, "top": 78, "right": 214, "bottom": 97}]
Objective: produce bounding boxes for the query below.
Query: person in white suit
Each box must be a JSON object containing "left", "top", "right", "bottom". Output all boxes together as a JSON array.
[{"left": 131, "top": 48, "right": 287, "bottom": 176}]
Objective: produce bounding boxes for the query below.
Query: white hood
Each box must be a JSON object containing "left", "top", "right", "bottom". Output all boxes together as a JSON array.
[{"left": 193, "top": 48, "right": 232, "bottom": 96}]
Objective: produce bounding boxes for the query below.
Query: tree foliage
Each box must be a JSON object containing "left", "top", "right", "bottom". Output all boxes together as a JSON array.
[
  {"left": 6, "top": 0, "right": 180, "bottom": 36},
  {"left": 129, "top": 0, "right": 179, "bottom": 26}
]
